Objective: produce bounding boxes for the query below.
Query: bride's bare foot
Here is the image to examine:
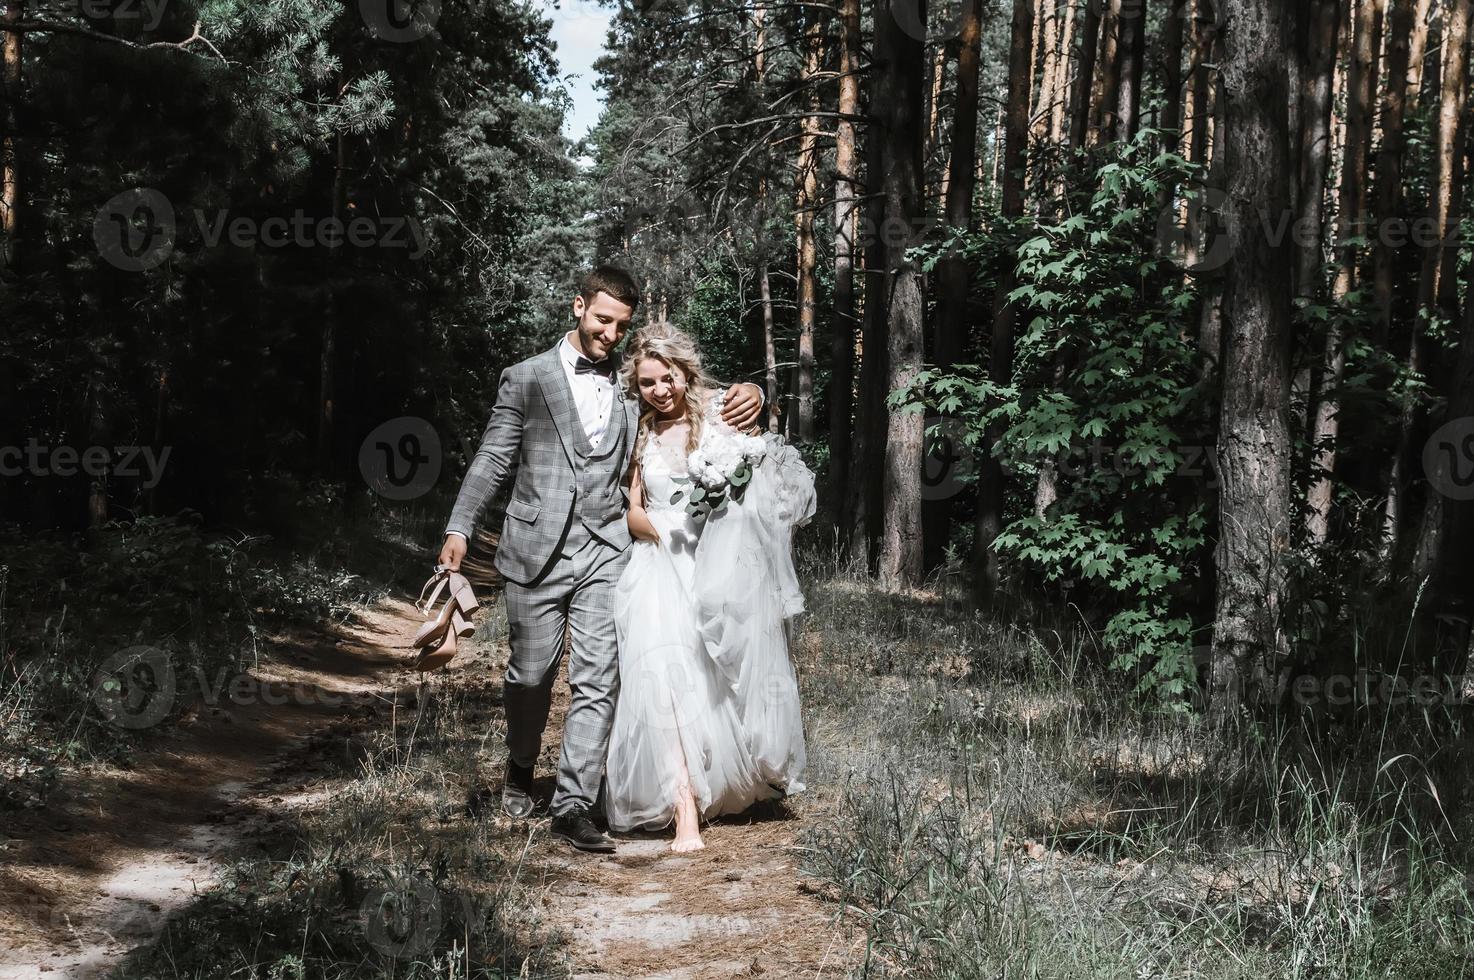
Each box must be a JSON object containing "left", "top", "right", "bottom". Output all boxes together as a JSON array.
[{"left": 670, "top": 777, "right": 705, "bottom": 853}]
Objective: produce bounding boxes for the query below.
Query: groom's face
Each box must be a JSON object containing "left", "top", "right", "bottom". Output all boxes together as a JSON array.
[{"left": 571, "top": 290, "right": 636, "bottom": 362}]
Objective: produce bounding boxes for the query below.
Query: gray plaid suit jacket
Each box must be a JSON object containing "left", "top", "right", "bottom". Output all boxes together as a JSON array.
[{"left": 446, "top": 343, "right": 638, "bottom": 584}]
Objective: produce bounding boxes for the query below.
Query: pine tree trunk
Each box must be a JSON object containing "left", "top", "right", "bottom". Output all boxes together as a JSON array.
[
  {"left": 1068, "top": 0, "right": 1103, "bottom": 149},
  {"left": 1406, "top": 0, "right": 1436, "bottom": 100},
  {"left": 1034, "top": 0, "right": 1064, "bottom": 145},
  {"left": 1161, "top": 0, "right": 1188, "bottom": 147},
  {"left": 973, "top": 0, "right": 1035, "bottom": 607},
  {"left": 1114, "top": 0, "right": 1148, "bottom": 141},
  {"left": 1185, "top": 0, "right": 1217, "bottom": 168},
  {"left": 1209, "top": 0, "right": 1296, "bottom": 718},
  {"left": 876, "top": 0, "right": 928, "bottom": 588},
  {"left": 1051, "top": 0, "right": 1080, "bottom": 143},
  {"left": 760, "top": 267, "right": 779, "bottom": 432},
  {"left": 1371, "top": 0, "right": 1417, "bottom": 334},
  {"left": 793, "top": 13, "right": 823, "bottom": 444},
  {"left": 847, "top": 98, "right": 891, "bottom": 563},
  {"left": 1435, "top": 4, "right": 1473, "bottom": 313},
  {"left": 1193, "top": 21, "right": 1226, "bottom": 381},
  {"left": 1, "top": 0, "right": 22, "bottom": 273},
  {"left": 933, "top": 0, "right": 983, "bottom": 370},
  {"left": 1374, "top": 0, "right": 1420, "bottom": 556},
  {"left": 1294, "top": 0, "right": 1341, "bottom": 301},
  {"left": 318, "top": 129, "right": 348, "bottom": 473},
  {"left": 1307, "top": 0, "right": 1382, "bottom": 547},
  {"left": 1094, "top": 0, "right": 1124, "bottom": 142},
  {"left": 830, "top": 0, "right": 861, "bottom": 529},
  {"left": 1409, "top": 255, "right": 1474, "bottom": 672},
  {"left": 926, "top": 0, "right": 984, "bottom": 571},
  {"left": 1419, "top": 0, "right": 1471, "bottom": 314}
]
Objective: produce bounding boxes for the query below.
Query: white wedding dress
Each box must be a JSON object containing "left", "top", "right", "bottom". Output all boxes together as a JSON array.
[{"left": 603, "top": 401, "right": 815, "bottom": 833}]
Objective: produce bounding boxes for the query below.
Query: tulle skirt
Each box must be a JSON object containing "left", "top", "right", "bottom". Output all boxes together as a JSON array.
[{"left": 603, "top": 516, "right": 779, "bottom": 832}]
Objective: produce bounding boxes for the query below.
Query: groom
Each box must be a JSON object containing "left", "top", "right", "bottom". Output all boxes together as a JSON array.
[{"left": 438, "top": 266, "right": 764, "bottom": 852}]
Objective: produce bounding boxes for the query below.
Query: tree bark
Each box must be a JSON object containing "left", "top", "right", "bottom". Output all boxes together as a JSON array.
[
  {"left": 318, "top": 129, "right": 348, "bottom": 473},
  {"left": 830, "top": 0, "right": 861, "bottom": 528},
  {"left": 1409, "top": 256, "right": 1474, "bottom": 669},
  {"left": 1379, "top": 0, "right": 1426, "bottom": 554},
  {"left": 1185, "top": 0, "right": 1217, "bottom": 167},
  {"left": 1, "top": 0, "right": 22, "bottom": 273},
  {"left": 1161, "top": 0, "right": 1188, "bottom": 147},
  {"left": 1419, "top": 0, "right": 1471, "bottom": 315},
  {"left": 793, "top": 12, "right": 824, "bottom": 444},
  {"left": 1294, "top": 0, "right": 1341, "bottom": 301},
  {"left": 847, "top": 68, "right": 893, "bottom": 563},
  {"left": 1068, "top": 0, "right": 1103, "bottom": 149},
  {"left": 925, "top": 0, "right": 984, "bottom": 571},
  {"left": 933, "top": 0, "right": 982, "bottom": 371},
  {"left": 876, "top": 0, "right": 928, "bottom": 588},
  {"left": 1050, "top": 0, "right": 1080, "bottom": 143},
  {"left": 1114, "top": 0, "right": 1148, "bottom": 141},
  {"left": 1406, "top": 0, "right": 1436, "bottom": 101},
  {"left": 1094, "top": 0, "right": 1124, "bottom": 142},
  {"left": 1371, "top": 0, "right": 1417, "bottom": 334},
  {"left": 1209, "top": 0, "right": 1296, "bottom": 718},
  {"left": 973, "top": 0, "right": 1035, "bottom": 606},
  {"left": 760, "top": 266, "right": 779, "bottom": 432},
  {"left": 1034, "top": 0, "right": 1065, "bottom": 145},
  {"left": 1306, "top": 0, "right": 1383, "bottom": 547}
]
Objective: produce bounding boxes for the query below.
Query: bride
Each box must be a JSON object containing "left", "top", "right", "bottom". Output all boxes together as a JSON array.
[{"left": 603, "top": 322, "right": 814, "bottom": 852}]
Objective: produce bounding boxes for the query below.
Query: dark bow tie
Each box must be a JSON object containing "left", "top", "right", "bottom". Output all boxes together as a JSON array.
[{"left": 574, "top": 355, "right": 615, "bottom": 379}]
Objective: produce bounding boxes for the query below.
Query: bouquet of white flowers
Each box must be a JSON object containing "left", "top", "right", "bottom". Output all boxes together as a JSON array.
[{"left": 668, "top": 425, "right": 767, "bottom": 520}]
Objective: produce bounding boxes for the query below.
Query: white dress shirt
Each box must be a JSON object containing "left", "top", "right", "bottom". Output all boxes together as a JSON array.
[{"left": 559, "top": 333, "right": 617, "bottom": 448}]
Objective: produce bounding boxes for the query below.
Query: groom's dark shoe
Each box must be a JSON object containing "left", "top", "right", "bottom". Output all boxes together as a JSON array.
[
  {"left": 501, "top": 761, "right": 536, "bottom": 819},
  {"left": 550, "top": 805, "right": 616, "bottom": 853}
]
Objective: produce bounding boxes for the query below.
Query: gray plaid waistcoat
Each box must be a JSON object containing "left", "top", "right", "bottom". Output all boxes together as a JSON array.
[{"left": 445, "top": 343, "right": 638, "bottom": 584}]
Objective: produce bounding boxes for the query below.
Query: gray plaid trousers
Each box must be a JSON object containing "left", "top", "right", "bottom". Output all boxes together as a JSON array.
[{"left": 502, "top": 536, "right": 630, "bottom": 815}]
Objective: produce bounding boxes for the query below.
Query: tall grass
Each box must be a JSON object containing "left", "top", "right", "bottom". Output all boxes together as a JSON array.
[{"left": 794, "top": 550, "right": 1474, "bottom": 979}]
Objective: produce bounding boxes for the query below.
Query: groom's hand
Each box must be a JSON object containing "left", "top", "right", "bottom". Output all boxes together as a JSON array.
[
  {"left": 438, "top": 533, "right": 467, "bottom": 572},
  {"left": 721, "top": 382, "right": 764, "bottom": 431}
]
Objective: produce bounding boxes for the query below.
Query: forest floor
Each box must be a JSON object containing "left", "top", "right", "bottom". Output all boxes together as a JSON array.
[
  {"left": 0, "top": 549, "right": 856, "bottom": 979},
  {"left": 5, "top": 519, "right": 1471, "bottom": 979}
]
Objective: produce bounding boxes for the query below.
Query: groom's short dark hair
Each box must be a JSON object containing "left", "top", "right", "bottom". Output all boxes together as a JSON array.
[{"left": 580, "top": 266, "right": 641, "bottom": 312}]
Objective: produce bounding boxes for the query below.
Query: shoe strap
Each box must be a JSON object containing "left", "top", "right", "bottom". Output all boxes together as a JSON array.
[{"left": 416, "top": 569, "right": 452, "bottom": 614}]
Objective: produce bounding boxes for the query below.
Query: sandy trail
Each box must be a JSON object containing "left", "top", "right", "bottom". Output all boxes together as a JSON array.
[
  {"left": 1, "top": 563, "right": 852, "bottom": 978},
  {"left": 0, "top": 601, "right": 421, "bottom": 979}
]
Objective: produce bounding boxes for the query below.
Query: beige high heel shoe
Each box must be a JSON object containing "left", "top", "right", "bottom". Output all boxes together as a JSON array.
[{"left": 412, "top": 567, "right": 477, "bottom": 671}]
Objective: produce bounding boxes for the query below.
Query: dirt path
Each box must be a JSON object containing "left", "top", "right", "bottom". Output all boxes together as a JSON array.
[
  {"left": 0, "top": 581, "right": 853, "bottom": 978},
  {"left": 0, "top": 601, "right": 421, "bottom": 979},
  {"left": 530, "top": 647, "right": 853, "bottom": 979}
]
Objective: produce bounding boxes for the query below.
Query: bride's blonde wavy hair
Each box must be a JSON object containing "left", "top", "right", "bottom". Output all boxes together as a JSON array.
[{"left": 620, "top": 321, "right": 715, "bottom": 457}]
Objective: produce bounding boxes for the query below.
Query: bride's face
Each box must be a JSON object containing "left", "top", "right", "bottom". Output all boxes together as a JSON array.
[{"left": 636, "top": 357, "right": 687, "bottom": 418}]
